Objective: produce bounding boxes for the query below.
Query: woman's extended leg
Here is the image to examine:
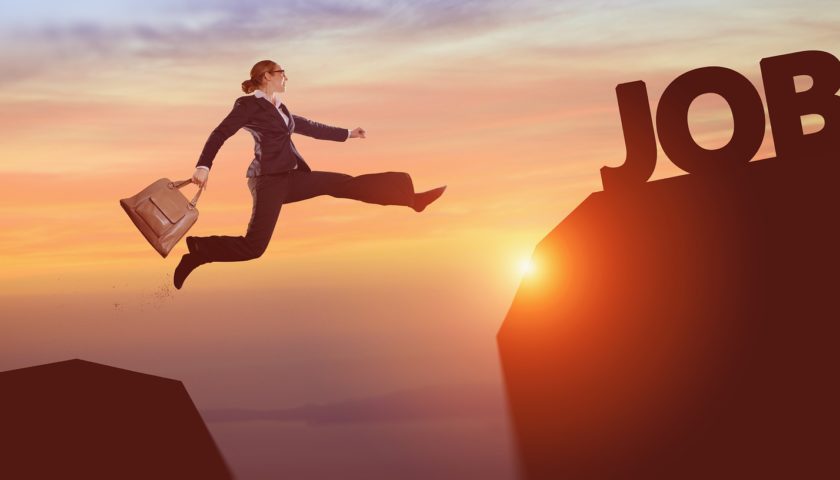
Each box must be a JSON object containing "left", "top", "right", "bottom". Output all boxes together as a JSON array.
[{"left": 284, "top": 170, "right": 443, "bottom": 210}]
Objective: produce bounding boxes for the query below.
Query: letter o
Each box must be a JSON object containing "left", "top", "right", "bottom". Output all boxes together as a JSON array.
[{"left": 656, "top": 66, "right": 765, "bottom": 174}]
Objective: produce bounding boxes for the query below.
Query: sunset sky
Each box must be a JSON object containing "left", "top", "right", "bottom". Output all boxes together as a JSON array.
[{"left": 2, "top": 1, "right": 838, "bottom": 477}]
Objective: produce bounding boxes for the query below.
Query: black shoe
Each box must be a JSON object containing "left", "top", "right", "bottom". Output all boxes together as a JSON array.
[
  {"left": 413, "top": 185, "right": 447, "bottom": 212},
  {"left": 174, "top": 253, "right": 206, "bottom": 290}
]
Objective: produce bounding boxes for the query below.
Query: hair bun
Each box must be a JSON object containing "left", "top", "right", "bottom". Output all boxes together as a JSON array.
[{"left": 242, "top": 60, "right": 277, "bottom": 93}]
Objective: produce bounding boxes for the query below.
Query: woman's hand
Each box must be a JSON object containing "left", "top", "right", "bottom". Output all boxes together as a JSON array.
[
  {"left": 349, "top": 127, "right": 366, "bottom": 139},
  {"left": 192, "top": 168, "right": 209, "bottom": 189}
]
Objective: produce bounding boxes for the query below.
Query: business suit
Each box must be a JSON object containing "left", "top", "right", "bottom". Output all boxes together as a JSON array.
[{"left": 188, "top": 94, "right": 417, "bottom": 262}]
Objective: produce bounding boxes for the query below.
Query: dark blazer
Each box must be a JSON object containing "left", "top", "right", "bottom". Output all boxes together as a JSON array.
[{"left": 196, "top": 94, "right": 348, "bottom": 177}]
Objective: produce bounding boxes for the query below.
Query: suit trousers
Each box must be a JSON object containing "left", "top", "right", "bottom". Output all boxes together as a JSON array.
[{"left": 190, "top": 170, "right": 416, "bottom": 262}]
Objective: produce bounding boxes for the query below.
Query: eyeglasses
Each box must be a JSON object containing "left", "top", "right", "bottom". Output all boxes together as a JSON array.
[{"left": 270, "top": 69, "right": 285, "bottom": 76}]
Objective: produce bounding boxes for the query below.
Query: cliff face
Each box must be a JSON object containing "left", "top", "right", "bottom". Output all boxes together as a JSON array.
[
  {"left": 497, "top": 155, "right": 839, "bottom": 479},
  {"left": 0, "top": 359, "right": 232, "bottom": 480}
]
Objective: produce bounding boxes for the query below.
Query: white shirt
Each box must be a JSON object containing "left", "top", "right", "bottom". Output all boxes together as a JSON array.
[
  {"left": 253, "top": 89, "right": 291, "bottom": 125},
  {"left": 196, "top": 89, "right": 351, "bottom": 172}
]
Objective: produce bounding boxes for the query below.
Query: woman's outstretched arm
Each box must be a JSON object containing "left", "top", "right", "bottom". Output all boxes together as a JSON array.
[{"left": 292, "top": 114, "right": 356, "bottom": 141}]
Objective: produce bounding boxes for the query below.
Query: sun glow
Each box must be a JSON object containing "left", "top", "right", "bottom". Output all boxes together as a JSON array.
[{"left": 518, "top": 258, "right": 536, "bottom": 276}]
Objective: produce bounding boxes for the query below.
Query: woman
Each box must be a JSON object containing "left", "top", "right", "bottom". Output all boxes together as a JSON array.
[{"left": 174, "top": 60, "right": 446, "bottom": 289}]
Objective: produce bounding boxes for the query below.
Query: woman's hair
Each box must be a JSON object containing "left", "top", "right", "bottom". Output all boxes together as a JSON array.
[{"left": 241, "top": 60, "right": 278, "bottom": 94}]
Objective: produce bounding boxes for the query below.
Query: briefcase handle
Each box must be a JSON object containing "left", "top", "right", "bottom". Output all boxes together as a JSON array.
[{"left": 168, "top": 179, "right": 205, "bottom": 208}]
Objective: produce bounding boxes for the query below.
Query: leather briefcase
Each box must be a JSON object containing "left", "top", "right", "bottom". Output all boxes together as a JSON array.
[{"left": 120, "top": 178, "right": 204, "bottom": 258}]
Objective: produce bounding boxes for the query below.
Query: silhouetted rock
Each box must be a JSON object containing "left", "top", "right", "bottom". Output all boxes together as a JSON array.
[
  {"left": 498, "top": 155, "right": 839, "bottom": 479},
  {"left": 0, "top": 359, "right": 233, "bottom": 480}
]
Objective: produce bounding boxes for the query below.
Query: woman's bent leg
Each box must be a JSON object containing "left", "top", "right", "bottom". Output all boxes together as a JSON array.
[{"left": 190, "top": 175, "right": 289, "bottom": 262}]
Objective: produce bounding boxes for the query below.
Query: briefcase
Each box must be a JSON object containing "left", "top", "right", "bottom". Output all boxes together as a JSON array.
[{"left": 120, "top": 178, "right": 204, "bottom": 258}]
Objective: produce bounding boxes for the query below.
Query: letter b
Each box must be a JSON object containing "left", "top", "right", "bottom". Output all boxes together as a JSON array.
[{"left": 761, "top": 50, "right": 840, "bottom": 160}]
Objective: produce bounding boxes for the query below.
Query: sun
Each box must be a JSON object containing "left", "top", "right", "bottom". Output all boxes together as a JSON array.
[{"left": 518, "top": 258, "right": 536, "bottom": 276}]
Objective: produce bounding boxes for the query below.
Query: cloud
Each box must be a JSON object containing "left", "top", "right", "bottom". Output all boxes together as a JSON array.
[
  {"left": 3, "top": 1, "right": 549, "bottom": 50},
  {"left": 201, "top": 382, "right": 506, "bottom": 425},
  {"left": 0, "top": 1, "right": 569, "bottom": 76}
]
